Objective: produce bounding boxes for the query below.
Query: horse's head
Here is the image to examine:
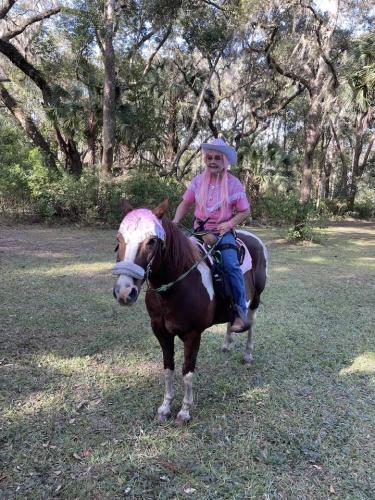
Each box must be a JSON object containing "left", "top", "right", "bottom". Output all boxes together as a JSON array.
[{"left": 112, "top": 199, "right": 168, "bottom": 305}]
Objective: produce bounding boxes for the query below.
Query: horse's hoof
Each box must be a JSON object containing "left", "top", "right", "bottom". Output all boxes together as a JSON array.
[
  {"left": 175, "top": 411, "right": 191, "bottom": 426},
  {"left": 157, "top": 412, "right": 170, "bottom": 422},
  {"left": 221, "top": 345, "right": 230, "bottom": 353},
  {"left": 243, "top": 355, "right": 254, "bottom": 367}
]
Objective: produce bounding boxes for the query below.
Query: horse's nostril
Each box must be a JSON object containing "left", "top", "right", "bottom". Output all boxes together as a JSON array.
[{"left": 127, "top": 287, "right": 138, "bottom": 302}]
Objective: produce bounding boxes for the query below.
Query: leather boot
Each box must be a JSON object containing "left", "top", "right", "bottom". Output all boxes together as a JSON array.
[{"left": 230, "top": 305, "right": 250, "bottom": 333}]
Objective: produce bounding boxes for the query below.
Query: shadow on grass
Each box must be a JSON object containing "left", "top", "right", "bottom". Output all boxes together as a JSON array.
[{"left": 2, "top": 344, "right": 375, "bottom": 497}]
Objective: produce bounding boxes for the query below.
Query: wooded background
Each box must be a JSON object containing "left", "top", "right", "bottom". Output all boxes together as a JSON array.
[{"left": 0, "top": 0, "right": 374, "bottom": 233}]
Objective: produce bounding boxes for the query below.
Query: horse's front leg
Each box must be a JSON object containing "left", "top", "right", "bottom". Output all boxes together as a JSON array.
[
  {"left": 153, "top": 326, "right": 175, "bottom": 422},
  {"left": 176, "top": 332, "right": 201, "bottom": 425}
]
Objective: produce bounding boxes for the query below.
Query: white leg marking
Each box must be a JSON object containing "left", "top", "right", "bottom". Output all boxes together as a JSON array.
[
  {"left": 243, "top": 309, "right": 257, "bottom": 365},
  {"left": 222, "top": 323, "right": 235, "bottom": 352},
  {"left": 176, "top": 372, "right": 194, "bottom": 424},
  {"left": 197, "top": 262, "right": 214, "bottom": 300},
  {"left": 157, "top": 369, "right": 174, "bottom": 421}
]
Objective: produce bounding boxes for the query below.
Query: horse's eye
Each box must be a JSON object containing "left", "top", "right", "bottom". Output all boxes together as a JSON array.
[{"left": 147, "top": 238, "right": 157, "bottom": 247}]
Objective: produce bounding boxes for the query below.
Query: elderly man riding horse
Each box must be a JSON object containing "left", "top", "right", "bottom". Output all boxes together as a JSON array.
[
  {"left": 112, "top": 138, "right": 268, "bottom": 424},
  {"left": 173, "top": 138, "right": 251, "bottom": 333}
]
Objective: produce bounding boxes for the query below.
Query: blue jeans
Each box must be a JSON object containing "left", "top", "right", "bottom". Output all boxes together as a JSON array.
[{"left": 219, "top": 231, "right": 247, "bottom": 312}]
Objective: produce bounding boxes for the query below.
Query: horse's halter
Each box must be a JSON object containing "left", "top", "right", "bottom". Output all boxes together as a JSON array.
[
  {"left": 144, "top": 237, "right": 165, "bottom": 285},
  {"left": 112, "top": 235, "right": 165, "bottom": 283}
]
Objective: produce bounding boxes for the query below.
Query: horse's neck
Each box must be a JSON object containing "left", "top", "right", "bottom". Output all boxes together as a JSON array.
[{"left": 151, "top": 229, "right": 193, "bottom": 286}]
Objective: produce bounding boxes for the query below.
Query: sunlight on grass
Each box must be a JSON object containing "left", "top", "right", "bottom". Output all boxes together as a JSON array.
[
  {"left": 351, "top": 239, "right": 375, "bottom": 247},
  {"left": 356, "top": 256, "right": 375, "bottom": 268},
  {"left": 3, "top": 392, "right": 62, "bottom": 419},
  {"left": 272, "top": 266, "right": 291, "bottom": 273},
  {"left": 34, "top": 352, "right": 160, "bottom": 378},
  {"left": 340, "top": 352, "right": 375, "bottom": 376},
  {"left": 22, "top": 262, "right": 111, "bottom": 276},
  {"left": 302, "top": 256, "right": 327, "bottom": 264},
  {"left": 327, "top": 226, "right": 374, "bottom": 236},
  {"left": 240, "top": 387, "right": 270, "bottom": 402}
]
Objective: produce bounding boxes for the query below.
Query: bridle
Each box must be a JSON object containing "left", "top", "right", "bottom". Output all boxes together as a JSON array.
[
  {"left": 145, "top": 233, "right": 225, "bottom": 293},
  {"left": 113, "top": 229, "right": 224, "bottom": 294}
]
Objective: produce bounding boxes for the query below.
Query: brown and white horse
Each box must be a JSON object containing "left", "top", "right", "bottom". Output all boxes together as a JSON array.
[{"left": 113, "top": 199, "right": 268, "bottom": 424}]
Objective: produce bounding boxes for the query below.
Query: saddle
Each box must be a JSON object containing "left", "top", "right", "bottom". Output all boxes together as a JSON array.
[{"left": 190, "top": 234, "right": 252, "bottom": 302}]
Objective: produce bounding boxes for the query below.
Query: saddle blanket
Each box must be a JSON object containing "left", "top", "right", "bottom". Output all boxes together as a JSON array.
[{"left": 190, "top": 236, "right": 252, "bottom": 274}]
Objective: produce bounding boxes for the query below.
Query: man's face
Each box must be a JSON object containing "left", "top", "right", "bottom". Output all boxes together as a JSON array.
[{"left": 204, "top": 150, "right": 225, "bottom": 174}]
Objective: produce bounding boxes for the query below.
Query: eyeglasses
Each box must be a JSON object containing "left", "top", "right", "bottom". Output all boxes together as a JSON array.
[{"left": 205, "top": 154, "right": 223, "bottom": 161}]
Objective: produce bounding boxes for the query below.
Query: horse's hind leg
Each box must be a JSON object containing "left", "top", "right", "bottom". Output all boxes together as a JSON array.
[
  {"left": 222, "top": 323, "right": 235, "bottom": 352},
  {"left": 243, "top": 305, "right": 258, "bottom": 366}
]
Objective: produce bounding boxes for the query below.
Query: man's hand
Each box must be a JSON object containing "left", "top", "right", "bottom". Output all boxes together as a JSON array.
[
  {"left": 217, "top": 220, "right": 233, "bottom": 234},
  {"left": 173, "top": 200, "right": 192, "bottom": 225}
]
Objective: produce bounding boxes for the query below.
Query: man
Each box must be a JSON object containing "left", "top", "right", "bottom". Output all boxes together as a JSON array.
[{"left": 173, "top": 138, "right": 251, "bottom": 333}]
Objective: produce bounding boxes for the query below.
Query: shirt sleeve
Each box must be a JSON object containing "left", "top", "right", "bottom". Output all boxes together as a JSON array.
[
  {"left": 182, "top": 188, "right": 195, "bottom": 204},
  {"left": 231, "top": 178, "right": 250, "bottom": 212},
  {"left": 182, "top": 175, "right": 199, "bottom": 204},
  {"left": 235, "top": 193, "right": 250, "bottom": 212}
]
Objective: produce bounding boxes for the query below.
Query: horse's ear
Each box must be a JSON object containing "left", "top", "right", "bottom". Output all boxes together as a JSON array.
[
  {"left": 153, "top": 198, "right": 169, "bottom": 219},
  {"left": 120, "top": 198, "right": 133, "bottom": 219}
]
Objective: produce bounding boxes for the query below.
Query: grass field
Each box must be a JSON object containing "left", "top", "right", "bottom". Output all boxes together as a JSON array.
[{"left": 1, "top": 220, "right": 374, "bottom": 499}]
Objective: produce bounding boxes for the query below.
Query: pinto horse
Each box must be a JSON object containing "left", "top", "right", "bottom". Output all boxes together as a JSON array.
[{"left": 112, "top": 199, "right": 268, "bottom": 424}]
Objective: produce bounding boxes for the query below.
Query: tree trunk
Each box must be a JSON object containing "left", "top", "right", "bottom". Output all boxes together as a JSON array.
[
  {"left": 347, "top": 110, "right": 374, "bottom": 211},
  {"left": 316, "top": 132, "right": 331, "bottom": 208},
  {"left": 84, "top": 110, "right": 98, "bottom": 167},
  {"left": 299, "top": 90, "right": 322, "bottom": 205},
  {"left": 163, "top": 92, "right": 179, "bottom": 172},
  {"left": 0, "top": 82, "right": 58, "bottom": 172},
  {"left": 330, "top": 120, "right": 348, "bottom": 197},
  {"left": 0, "top": 39, "right": 83, "bottom": 176},
  {"left": 100, "top": 0, "right": 116, "bottom": 178}
]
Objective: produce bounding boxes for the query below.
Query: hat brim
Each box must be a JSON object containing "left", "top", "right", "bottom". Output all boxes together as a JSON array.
[{"left": 202, "top": 143, "right": 237, "bottom": 165}]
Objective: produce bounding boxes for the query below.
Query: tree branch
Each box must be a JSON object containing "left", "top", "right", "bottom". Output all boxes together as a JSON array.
[
  {"left": 264, "top": 26, "right": 311, "bottom": 91},
  {"left": 0, "top": 0, "right": 16, "bottom": 20},
  {"left": 301, "top": 0, "right": 339, "bottom": 88},
  {"left": 128, "top": 29, "right": 157, "bottom": 57},
  {"left": 360, "top": 134, "right": 375, "bottom": 174},
  {"left": 142, "top": 26, "right": 172, "bottom": 77},
  {"left": 3, "top": 7, "right": 62, "bottom": 41},
  {"left": 0, "top": 81, "right": 58, "bottom": 171},
  {"left": 171, "top": 51, "right": 223, "bottom": 174}
]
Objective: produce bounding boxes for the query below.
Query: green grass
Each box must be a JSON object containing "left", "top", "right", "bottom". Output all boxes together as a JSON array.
[{"left": 1, "top": 220, "right": 374, "bottom": 499}]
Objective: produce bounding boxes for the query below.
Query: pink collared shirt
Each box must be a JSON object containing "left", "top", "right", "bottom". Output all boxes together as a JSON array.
[{"left": 182, "top": 173, "right": 250, "bottom": 231}]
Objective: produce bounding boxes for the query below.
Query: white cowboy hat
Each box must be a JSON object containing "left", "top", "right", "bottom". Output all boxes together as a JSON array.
[{"left": 201, "top": 138, "right": 237, "bottom": 165}]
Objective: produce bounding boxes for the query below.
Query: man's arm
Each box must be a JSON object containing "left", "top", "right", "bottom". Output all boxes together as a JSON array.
[
  {"left": 173, "top": 200, "right": 193, "bottom": 224},
  {"left": 217, "top": 208, "right": 250, "bottom": 234}
]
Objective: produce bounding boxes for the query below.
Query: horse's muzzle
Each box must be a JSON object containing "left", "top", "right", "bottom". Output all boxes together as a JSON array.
[{"left": 113, "top": 284, "right": 138, "bottom": 306}]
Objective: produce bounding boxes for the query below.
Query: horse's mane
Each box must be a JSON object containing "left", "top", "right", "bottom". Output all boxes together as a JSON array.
[{"left": 162, "top": 217, "right": 200, "bottom": 274}]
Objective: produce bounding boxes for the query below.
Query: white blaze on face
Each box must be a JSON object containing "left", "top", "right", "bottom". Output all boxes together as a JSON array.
[
  {"left": 118, "top": 208, "right": 165, "bottom": 264},
  {"left": 114, "top": 209, "right": 165, "bottom": 301}
]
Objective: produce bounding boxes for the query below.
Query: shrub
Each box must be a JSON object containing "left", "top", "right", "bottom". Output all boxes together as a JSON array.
[
  {"left": 98, "top": 174, "right": 185, "bottom": 224},
  {"left": 287, "top": 201, "right": 329, "bottom": 243},
  {"left": 353, "top": 198, "right": 375, "bottom": 219},
  {"left": 252, "top": 192, "right": 299, "bottom": 225}
]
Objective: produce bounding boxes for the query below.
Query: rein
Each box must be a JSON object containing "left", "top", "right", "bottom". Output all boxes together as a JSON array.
[{"left": 145, "top": 231, "right": 224, "bottom": 294}]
